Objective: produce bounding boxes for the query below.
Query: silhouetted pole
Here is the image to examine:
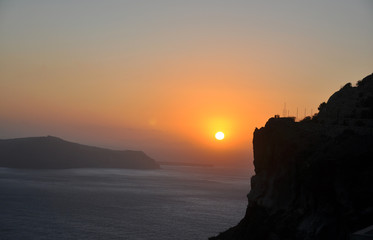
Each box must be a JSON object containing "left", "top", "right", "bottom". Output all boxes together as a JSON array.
[
  {"left": 283, "top": 103, "right": 287, "bottom": 117},
  {"left": 296, "top": 108, "right": 299, "bottom": 120}
]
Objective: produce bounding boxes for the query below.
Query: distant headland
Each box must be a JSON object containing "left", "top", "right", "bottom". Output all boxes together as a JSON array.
[{"left": 0, "top": 136, "right": 159, "bottom": 169}]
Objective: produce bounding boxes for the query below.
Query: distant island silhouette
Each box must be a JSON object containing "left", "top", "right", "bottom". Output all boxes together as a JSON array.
[
  {"left": 0, "top": 136, "right": 159, "bottom": 169},
  {"left": 211, "top": 73, "right": 373, "bottom": 239}
]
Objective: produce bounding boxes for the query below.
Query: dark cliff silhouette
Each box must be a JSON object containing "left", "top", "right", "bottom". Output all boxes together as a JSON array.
[
  {"left": 211, "top": 73, "right": 373, "bottom": 240},
  {"left": 0, "top": 136, "right": 159, "bottom": 169}
]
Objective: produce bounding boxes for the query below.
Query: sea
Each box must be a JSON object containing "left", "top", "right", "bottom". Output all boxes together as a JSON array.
[{"left": 0, "top": 166, "right": 251, "bottom": 240}]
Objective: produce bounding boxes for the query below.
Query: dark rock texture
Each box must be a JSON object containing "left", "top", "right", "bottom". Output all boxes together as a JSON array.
[
  {"left": 211, "top": 73, "right": 373, "bottom": 240},
  {"left": 0, "top": 136, "right": 159, "bottom": 169}
]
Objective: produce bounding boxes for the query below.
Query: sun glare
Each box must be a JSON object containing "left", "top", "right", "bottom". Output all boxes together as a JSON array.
[{"left": 215, "top": 131, "right": 225, "bottom": 140}]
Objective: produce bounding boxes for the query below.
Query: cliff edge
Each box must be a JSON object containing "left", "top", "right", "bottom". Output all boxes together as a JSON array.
[{"left": 211, "top": 73, "right": 373, "bottom": 240}]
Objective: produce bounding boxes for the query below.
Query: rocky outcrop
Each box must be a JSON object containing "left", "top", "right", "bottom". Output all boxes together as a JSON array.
[
  {"left": 211, "top": 73, "right": 373, "bottom": 240},
  {"left": 317, "top": 73, "right": 373, "bottom": 128},
  {"left": 0, "top": 136, "right": 159, "bottom": 169}
]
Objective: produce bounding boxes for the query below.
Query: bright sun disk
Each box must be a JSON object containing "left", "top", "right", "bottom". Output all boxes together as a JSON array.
[{"left": 215, "top": 131, "right": 224, "bottom": 140}]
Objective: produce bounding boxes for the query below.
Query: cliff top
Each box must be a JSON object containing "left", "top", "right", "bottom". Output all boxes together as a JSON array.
[{"left": 317, "top": 73, "right": 373, "bottom": 124}]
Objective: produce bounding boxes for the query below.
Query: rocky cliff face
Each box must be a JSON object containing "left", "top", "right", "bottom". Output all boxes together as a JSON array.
[{"left": 211, "top": 73, "right": 373, "bottom": 240}]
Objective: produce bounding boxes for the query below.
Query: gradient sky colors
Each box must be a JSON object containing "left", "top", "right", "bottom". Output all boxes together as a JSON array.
[{"left": 1, "top": 1, "right": 372, "bottom": 166}]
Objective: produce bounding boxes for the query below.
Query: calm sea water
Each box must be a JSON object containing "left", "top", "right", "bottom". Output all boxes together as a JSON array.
[{"left": 0, "top": 166, "right": 251, "bottom": 240}]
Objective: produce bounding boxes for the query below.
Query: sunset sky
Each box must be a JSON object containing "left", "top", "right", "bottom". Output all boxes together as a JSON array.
[{"left": 1, "top": 1, "right": 372, "bottom": 166}]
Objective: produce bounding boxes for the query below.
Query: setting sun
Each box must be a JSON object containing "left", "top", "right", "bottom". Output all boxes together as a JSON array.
[{"left": 215, "top": 131, "right": 225, "bottom": 140}]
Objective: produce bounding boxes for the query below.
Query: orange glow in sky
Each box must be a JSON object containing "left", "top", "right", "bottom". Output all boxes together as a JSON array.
[{"left": 0, "top": 1, "right": 372, "bottom": 166}]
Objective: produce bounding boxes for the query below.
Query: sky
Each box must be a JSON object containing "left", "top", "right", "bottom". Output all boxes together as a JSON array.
[{"left": 1, "top": 0, "right": 372, "bottom": 166}]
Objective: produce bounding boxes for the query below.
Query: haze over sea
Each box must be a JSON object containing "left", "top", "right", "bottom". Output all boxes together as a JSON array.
[{"left": 0, "top": 166, "right": 251, "bottom": 240}]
